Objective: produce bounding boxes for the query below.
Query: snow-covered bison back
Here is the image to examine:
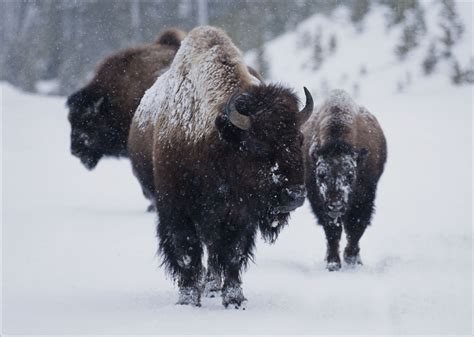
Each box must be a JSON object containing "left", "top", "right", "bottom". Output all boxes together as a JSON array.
[
  {"left": 67, "top": 28, "right": 185, "bottom": 170},
  {"left": 129, "top": 26, "right": 313, "bottom": 308},
  {"left": 303, "top": 89, "right": 387, "bottom": 271}
]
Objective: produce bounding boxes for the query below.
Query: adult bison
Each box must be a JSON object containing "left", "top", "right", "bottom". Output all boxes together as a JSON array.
[
  {"left": 303, "top": 89, "right": 387, "bottom": 271},
  {"left": 67, "top": 28, "right": 185, "bottom": 170},
  {"left": 129, "top": 26, "right": 313, "bottom": 308}
]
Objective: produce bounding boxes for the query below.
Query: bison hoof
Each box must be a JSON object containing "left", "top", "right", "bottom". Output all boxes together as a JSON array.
[
  {"left": 222, "top": 284, "right": 247, "bottom": 309},
  {"left": 326, "top": 253, "right": 341, "bottom": 271},
  {"left": 344, "top": 247, "right": 363, "bottom": 266},
  {"left": 344, "top": 253, "right": 363, "bottom": 266},
  {"left": 177, "top": 286, "right": 201, "bottom": 307},
  {"left": 327, "top": 261, "right": 341, "bottom": 271}
]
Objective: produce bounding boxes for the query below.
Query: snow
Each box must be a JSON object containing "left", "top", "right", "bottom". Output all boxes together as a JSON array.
[
  {"left": 324, "top": 89, "right": 359, "bottom": 116},
  {"left": 3, "top": 71, "right": 472, "bottom": 335},
  {"left": 135, "top": 66, "right": 173, "bottom": 130},
  {"left": 270, "top": 162, "right": 283, "bottom": 184},
  {"left": 136, "top": 26, "right": 246, "bottom": 143},
  {"left": 35, "top": 79, "right": 60, "bottom": 95},
  {"left": 2, "top": 3, "right": 473, "bottom": 334}
]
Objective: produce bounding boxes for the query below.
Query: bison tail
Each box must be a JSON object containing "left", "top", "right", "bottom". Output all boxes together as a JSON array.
[{"left": 155, "top": 28, "right": 186, "bottom": 48}]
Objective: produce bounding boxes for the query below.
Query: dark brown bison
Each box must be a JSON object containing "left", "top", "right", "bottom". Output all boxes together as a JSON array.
[
  {"left": 66, "top": 28, "right": 185, "bottom": 170},
  {"left": 129, "top": 26, "right": 313, "bottom": 308},
  {"left": 303, "top": 89, "right": 387, "bottom": 271}
]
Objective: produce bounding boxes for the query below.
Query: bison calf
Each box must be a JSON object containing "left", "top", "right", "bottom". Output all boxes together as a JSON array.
[
  {"left": 67, "top": 28, "right": 185, "bottom": 170},
  {"left": 303, "top": 89, "right": 387, "bottom": 271}
]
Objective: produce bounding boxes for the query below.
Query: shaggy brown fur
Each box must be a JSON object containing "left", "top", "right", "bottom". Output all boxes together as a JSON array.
[
  {"left": 129, "top": 26, "right": 312, "bottom": 308},
  {"left": 303, "top": 89, "right": 387, "bottom": 271},
  {"left": 67, "top": 28, "right": 186, "bottom": 170},
  {"left": 128, "top": 38, "right": 263, "bottom": 207}
]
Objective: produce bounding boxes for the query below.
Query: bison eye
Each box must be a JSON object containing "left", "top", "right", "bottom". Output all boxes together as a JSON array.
[
  {"left": 347, "top": 172, "right": 355, "bottom": 182},
  {"left": 251, "top": 142, "right": 266, "bottom": 154}
]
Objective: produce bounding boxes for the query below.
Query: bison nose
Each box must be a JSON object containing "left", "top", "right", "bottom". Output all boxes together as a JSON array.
[
  {"left": 327, "top": 201, "right": 343, "bottom": 212},
  {"left": 279, "top": 185, "right": 306, "bottom": 212},
  {"left": 285, "top": 185, "right": 306, "bottom": 201}
]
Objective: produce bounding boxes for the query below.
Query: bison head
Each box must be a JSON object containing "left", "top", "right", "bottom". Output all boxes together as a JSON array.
[
  {"left": 311, "top": 140, "right": 368, "bottom": 221},
  {"left": 215, "top": 84, "right": 313, "bottom": 239},
  {"left": 67, "top": 86, "right": 124, "bottom": 170}
]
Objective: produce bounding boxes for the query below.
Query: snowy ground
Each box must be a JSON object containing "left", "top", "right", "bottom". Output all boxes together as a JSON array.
[
  {"left": 2, "top": 74, "right": 472, "bottom": 334},
  {"left": 1, "top": 2, "right": 473, "bottom": 334}
]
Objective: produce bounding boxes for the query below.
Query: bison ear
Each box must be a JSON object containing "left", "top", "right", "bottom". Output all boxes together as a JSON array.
[
  {"left": 66, "top": 88, "right": 87, "bottom": 109},
  {"left": 93, "top": 96, "right": 105, "bottom": 110},
  {"left": 225, "top": 92, "right": 253, "bottom": 130},
  {"left": 67, "top": 86, "right": 106, "bottom": 116},
  {"left": 81, "top": 96, "right": 106, "bottom": 117},
  {"left": 234, "top": 93, "right": 257, "bottom": 116}
]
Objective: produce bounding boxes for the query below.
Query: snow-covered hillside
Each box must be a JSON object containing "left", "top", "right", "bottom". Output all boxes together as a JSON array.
[{"left": 246, "top": 0, "right": 473, "bottom": 102}]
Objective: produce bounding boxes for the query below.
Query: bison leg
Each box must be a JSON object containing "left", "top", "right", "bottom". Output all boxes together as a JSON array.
[
  {"left": 323, "top": 223, "right": 342, "bottom": 271},
  {"left": 344, "top": 200, "right": 374, "bottom": 266},
  {"left": 218, "top": 226, "right": 256, "bottom": 309},
  {"left": 130, "top": 157, "right": 156, "bottom": 212},
  {"left": 221, "top": 269, "right": 247, "bottom": 310},
  {"left": 157, "top": 209, "right": 203, "bottom": 306},
  {"left": 343, "top": 220, "right": 367, "bottom": 266},
  {"left": 141, "top": 182, "right": 156, "bottom": 212}
]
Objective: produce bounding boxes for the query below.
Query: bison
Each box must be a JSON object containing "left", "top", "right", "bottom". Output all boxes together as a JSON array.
[
  {"left": 303, "top": 89, "right": 387, "bottom": 271},
  {"left": 129, "top": 26, "right": 313, "bottom": 308},
  {"left": 66, "top": 28, "right": 185, "bottom": 170}
]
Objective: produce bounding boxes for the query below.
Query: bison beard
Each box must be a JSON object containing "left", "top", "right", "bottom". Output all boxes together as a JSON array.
[{"left": 130, "top": 26, "right": 312, "bottom": 308}]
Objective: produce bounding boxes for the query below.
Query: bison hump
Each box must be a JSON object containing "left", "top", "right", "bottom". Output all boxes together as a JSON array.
[{"left": 155, "top": 28, "right": 186, "bottom": 48}]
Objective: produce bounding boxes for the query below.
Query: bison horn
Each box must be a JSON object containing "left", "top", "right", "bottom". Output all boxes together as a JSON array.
[
  {"left": 297, "top": 87, "right": 313, "bottom": 126},
  {"left": 225, "top": 92, "right": 251, "bottom": 130}
]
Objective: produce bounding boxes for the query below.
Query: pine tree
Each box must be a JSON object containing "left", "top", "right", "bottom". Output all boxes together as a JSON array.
[
  {"left": 349, "top": 0, "right": 370, "bottom": 31},
  {"left": 422, "top": 42, "right": 439, "bottom": 75},
  {"left": 256, "top": 46, "right": 270, "bottom": 79},
  {"left": 451, "top": 59, "right": 474, "bottom": 85},
  {"left": 297, "top": 30, "right": 311, "bottom": 49},
  {"left": 451, "top": 60, "right": 463, "bottom": 85},
  {"left": 438, "top": 0, "right": 464, "bottom": 58},
  {"left": 395, "top": 4, "right": 426, "bottom": 60},
  {"left": 380, "top": 0, "right": 419, "bottom": 27},
  {"left": 312, "top": 28, "right": 324, "bottom": 71},
  {"left": 328, "top": 34, "right": 337, "bottom": 54}
]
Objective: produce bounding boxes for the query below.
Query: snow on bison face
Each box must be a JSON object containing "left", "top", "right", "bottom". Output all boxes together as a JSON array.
[{"left": 312, "top": 142, "right": 368, "bottom": 220}]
